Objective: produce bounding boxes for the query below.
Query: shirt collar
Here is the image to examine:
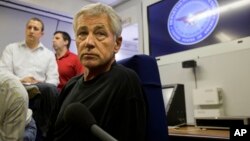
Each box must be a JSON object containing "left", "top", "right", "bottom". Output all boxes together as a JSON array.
[
  {"left": 19, "top": 41, "right": 45, "bottom": 50},
  {"left": 57, "top": 50, "right": 70, "bottom": 60}
]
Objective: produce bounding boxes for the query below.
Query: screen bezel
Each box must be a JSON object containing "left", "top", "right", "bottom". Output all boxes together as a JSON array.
[{"left": 142, "top": 0, "right": 250, "bottom": 65}]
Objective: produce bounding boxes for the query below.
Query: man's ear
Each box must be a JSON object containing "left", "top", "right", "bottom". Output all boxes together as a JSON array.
[
  {"left": 64, "top": 40, "right": 69, "bottom": 47},
  {"left": 41, "top": 31, "right": 44, "bottom": 36},
  {"left": 114, "top": 36, "right": 122, "bottom": 54}
]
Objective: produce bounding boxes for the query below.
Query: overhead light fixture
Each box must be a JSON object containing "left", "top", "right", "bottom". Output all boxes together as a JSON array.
[{"left": 85, "top": 0, "right": 129, "bottom": 7}]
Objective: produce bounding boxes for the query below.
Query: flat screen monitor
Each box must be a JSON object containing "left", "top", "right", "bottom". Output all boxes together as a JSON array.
[
  {"left": 147, "top": 0, "right": 250, "bottom": 58},
  {"left": 162, "top": 84, "right": 186, "bottom": 126}
]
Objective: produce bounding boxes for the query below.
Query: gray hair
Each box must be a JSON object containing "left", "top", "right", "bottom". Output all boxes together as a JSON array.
[{"left": 73, "top": 3, "right": 122, "bottom": 38}]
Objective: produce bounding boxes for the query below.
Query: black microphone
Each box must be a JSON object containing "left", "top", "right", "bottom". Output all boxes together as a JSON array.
[{"left": 63, "top": 103, "right": 118, "bottom": 141}]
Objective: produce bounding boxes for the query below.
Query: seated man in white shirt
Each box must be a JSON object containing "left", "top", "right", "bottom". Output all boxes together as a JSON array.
[{"left": 0, "top": 17, "right": 59, "bottom": 139}]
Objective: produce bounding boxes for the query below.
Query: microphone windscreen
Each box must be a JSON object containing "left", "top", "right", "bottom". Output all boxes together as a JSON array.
[{"left": 63, "top": 102, "right": 96, "bottom": 130}]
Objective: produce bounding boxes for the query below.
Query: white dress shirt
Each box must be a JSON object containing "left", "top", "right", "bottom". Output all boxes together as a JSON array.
[{"left": 0, "top": 41, "right": 59, "bottom": 86}]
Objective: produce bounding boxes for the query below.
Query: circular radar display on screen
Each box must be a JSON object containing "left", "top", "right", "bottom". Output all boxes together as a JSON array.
[{"left": 168, "top": 0, "right": 219, "bottom": 45}]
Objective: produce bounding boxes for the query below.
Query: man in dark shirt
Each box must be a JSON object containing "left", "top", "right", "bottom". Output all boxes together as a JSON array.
[{"left": 46, "top": 3, "right": 147, "bottom": 141}]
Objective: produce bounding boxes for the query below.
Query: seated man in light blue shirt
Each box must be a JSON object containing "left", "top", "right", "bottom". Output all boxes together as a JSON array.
[{"left": 0, "top": 17, "right": 59, "bottom": 139}]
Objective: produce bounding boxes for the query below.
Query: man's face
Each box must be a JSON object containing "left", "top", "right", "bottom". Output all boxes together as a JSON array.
[
  {"left": 75, "top": 14, "right": 122, "bottom": 69},
  {"left": 53, "top": 33, "right": 67, "bottom": 51},
  {"left": 25, "top": 20, "right": 43, "bottom": 43}
]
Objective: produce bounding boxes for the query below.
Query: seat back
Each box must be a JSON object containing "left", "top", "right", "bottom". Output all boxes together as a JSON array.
[{"left": 117, "top": 54, "right": 169, "bottom": 141}]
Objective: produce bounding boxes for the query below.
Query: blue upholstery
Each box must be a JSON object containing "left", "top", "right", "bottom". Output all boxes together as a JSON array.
[
  {"left": 24, "top": 117, "right": 37, "bottom": 141},
  {"left": 117, "top": 54, "right": 169, "bottom": 141}
]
